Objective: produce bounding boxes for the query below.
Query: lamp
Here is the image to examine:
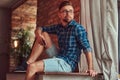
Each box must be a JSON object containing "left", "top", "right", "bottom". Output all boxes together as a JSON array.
[{"left": 13, "top": 40, "right": 19, "bottom": 48}]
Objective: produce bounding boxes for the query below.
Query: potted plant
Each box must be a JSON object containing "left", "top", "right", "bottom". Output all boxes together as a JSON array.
[{"left": 10, "top": 27, "right": 33, "bottom": 71}]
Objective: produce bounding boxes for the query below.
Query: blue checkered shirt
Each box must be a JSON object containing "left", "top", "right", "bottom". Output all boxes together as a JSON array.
[{"left": 41, "top": 20, "right": 92, "bottom": 71}]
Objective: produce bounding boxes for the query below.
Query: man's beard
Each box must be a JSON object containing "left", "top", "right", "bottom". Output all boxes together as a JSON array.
[{"left": 63, "top": 18, "right": 71, "bottom": 23}]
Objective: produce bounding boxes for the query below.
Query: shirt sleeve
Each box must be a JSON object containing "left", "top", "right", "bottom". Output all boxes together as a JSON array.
[
  {"left": 39, "top": 24, "right": 58, "bottom": 34},
  {"left": 75, "top": 25, "right": 92, "bottom": 53}
]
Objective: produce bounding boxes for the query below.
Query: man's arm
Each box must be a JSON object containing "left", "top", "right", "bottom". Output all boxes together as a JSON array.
[
  {"left": 37, "top": 24, "right": 59, "bottom": 34},
  {"left": 85, "top": 52, "right": 97, "bottom": 77},
  {"left": 85, "top": 52, "right": 93, "bottom": 70},
  {"left": 75, "top": 25, "right": 97, "bottom": 76}
]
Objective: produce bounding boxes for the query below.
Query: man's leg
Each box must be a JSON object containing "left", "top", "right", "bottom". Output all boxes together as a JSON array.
[
  {"left": 25, "top": 60, "right": 44, "bottom": 80},
  {"left": 27, "top": 32, "right": 52, "bottom": 64},
  {"left": 25, "top": 32, "right": 53, "bottom": 80},
  {"left": 26, "top": 38, "right": 44, "bottom": 64}
]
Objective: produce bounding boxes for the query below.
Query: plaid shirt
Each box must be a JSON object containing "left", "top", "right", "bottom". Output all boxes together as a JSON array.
[{"left": 42, "top": 20, "right": 92, "bottom": 71}]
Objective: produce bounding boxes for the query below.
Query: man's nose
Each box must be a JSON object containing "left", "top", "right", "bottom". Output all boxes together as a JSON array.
[{"left": 65, "top": 10, "right": 73, "bottom": 14}]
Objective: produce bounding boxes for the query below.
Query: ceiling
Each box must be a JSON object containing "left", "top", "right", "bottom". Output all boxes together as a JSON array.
[
  {"left": 0, "top": 0, "right": 119, "bottom": 10},
  {"left": 0, "top": 0, "right": 26, "bottom": 10}
]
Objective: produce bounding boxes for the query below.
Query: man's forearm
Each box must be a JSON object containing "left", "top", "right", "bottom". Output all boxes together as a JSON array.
[{"left": 85, "top": 52, "right": 93, "bottom": 70}]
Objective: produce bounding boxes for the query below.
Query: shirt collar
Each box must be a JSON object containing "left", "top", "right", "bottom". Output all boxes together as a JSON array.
[{"left": 68, "top": 19, "right": 76, "bottom": 27}]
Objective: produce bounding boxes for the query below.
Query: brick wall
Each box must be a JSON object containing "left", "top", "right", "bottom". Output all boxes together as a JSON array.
[
  {"left": 37, "top": 0, "right": 80, "bottom": 26},
  {"left": 11, "top": 0, "right": 38, "bottom": 49},
  {"left": 12, "top": 0, "right": 37, "bottom": 41},
  {"left": 12, "top": 0, "right": 37, "bottom": 29},
  {"left": 37, "top": 0, "right": 80, "bottom": 46},
  {"left": 10, "top": 0, "right": 37, "bottom": 71}
]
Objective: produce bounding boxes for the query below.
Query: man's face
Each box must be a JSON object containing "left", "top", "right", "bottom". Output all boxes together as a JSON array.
[{"left": 58, "top": 5, "right": 74, "bottom": 23}]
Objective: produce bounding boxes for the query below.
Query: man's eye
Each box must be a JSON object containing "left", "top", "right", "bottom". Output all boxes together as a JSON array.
[{"left": 61, "top": 10, "right": 74, "bottom": 14}]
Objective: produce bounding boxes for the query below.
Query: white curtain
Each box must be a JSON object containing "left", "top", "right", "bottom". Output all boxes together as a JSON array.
[
  {"left": 80, "top": 0, "right": 118, "bottom": 80},
  {"left": 119, "top": 5, "right": 120, "bottom": 74},
  {"left": 79, "top": 0, "right": 101, "bottom": 72}
]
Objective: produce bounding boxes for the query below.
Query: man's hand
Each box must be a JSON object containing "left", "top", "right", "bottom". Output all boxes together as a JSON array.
[
  {"left": 86, "top": 69, "right": 98, "bottom": 77},
  {"left": 35, "top": 28, "right": 42, "bottom": 41},
  {"left": 84, "top": 52, "right": 98, "bottom": 77}
]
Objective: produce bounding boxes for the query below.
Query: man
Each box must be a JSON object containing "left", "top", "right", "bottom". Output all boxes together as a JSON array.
[{"left": 25, "top": 1, "right": 97, "bottom": 80}]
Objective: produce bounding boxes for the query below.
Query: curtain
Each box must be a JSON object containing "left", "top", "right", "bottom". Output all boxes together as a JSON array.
[
  {"left": 79, "top": 0, "right": 101, "bottom": 73},
  {"left": 118, "top": 5, "right": 120, "bottom": 74},
  {"left": 80, "top": 0, "right": 118, "bottom": 80}
]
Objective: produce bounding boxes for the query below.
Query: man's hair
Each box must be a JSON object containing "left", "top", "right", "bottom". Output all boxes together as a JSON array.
[{"left": 59, "top": 1, "right": 73, "bottom": 10}]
